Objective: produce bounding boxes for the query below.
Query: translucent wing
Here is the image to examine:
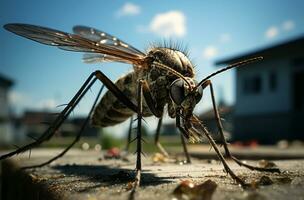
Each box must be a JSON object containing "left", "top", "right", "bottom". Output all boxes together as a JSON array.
[
  {"left": 82, "top": 53, "right": 134, "bottom": 64},
  {"left": 4, "top": 23, "right": 146, "bottom": 65},
  {"left": 73, "top": 26, "right": 145, "bottom": 57}
]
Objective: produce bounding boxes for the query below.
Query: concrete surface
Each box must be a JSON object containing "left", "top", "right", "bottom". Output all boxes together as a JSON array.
[{"left": 1, "top": 147, "right": 304, "bottom": 200}]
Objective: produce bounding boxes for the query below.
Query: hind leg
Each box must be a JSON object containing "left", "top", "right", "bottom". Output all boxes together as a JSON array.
[{"left": 22, "top": 85, "right": 104, "bottom": 169}]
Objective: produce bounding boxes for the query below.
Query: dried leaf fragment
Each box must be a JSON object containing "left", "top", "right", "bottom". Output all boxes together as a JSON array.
[
  {"left": 173, "top": 179, "right": 217, "bottom": 200},
  {"left": 257, "top": 160, "right": 277, "bottom": 168},
  {"left": 152, "top": 153, "right": 168, "bottom": 163}
]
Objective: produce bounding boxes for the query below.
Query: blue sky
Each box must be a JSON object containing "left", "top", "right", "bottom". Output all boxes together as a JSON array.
[{"left": 1, "top": 0, "right": 304, "bottom": 135}]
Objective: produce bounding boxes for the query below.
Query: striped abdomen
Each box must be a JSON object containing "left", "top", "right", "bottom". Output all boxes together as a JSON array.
[{"left": 91, "top": 72, "right": 152, "bottom": 127}]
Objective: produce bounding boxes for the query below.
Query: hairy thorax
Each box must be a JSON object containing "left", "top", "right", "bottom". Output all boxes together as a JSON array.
[{"left": 91, "top": 47, "right": 195, "bottom": 127}]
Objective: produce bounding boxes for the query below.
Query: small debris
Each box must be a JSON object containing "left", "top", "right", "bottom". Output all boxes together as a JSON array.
[
  {"left": 152, "top": 153, "right": 168, "bottom": 163},
  {"left": 257, "top": 160, "right": 277, "bottom": 168},
  {"left": 173, "top": 179, "right": 217, "bottom": 200},
  {"left": 258, "top": 176, "right": 273, "bottom": 185},
  {"left": 249, "top": 176, "right": 273, "bottom": 189},
  {"left": 126, "top": 181, "right": 135, "bottom": 191},
  {"left": 104, "top": 147, "right": 121, "bottom": 159}
]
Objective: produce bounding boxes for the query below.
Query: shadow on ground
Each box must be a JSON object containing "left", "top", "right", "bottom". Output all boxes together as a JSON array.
[{"left": 51, "top": 164, "right": 172, "bottom": 193}]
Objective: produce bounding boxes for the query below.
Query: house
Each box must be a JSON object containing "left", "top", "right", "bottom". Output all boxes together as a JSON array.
[
  {"left": 0, "top": 74, "right": 14, "bottom": 145},
  {"left": 215, "top": 35, "right": 304, "bottom": 144}
]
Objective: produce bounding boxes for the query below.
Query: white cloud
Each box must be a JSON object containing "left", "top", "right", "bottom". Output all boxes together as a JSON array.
[
  {"left": 282, "top": 20, "right": 295, "bottom": 31},
  {"left": 116, "top": 2, "right": 141, "bottom": 17},
  {"left": 219, "top": 33, "right": 231, "bottom": 43},
  {"left": 202, "top": 46, "right": 218, "bottom": 59},
  {"left": 149, "top": 11, "right": 186, "bottom": 37},
  {"left": 265, "top": 20, "right": 295, "bottom": 39},
  {"left": 265, "top": 26, "right": 279, "bottom": 39}
]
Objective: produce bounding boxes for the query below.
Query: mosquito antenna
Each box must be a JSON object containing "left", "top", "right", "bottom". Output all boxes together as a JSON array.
[
  {"left": 194, "top": 56, "right": 263, "bottom": 90},
  {"left": 152, "top": 61, "right": 192, "bottom": 88}
]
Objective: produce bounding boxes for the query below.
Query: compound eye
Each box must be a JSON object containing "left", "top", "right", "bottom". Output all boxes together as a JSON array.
[
  {"left": 195, "top": 86, "right": 203, "bottom": 103},
  {"left": 170, "top": 79, "right": 186, "bottom": 105}
]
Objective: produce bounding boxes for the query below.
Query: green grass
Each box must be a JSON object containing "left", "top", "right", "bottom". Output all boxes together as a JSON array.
[{"left": 0, "top": 134, "right": 184, "bottom": 154}]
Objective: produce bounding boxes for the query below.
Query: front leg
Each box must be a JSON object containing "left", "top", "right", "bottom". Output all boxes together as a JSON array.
[
  {"left": 201, "top": 80, "right": 280, "bottom": 173},
  {"left": 141, "top": 80, "right": 171, "bottom": 157},
  {"left": 142, "top": 80, "right": 189, "bottom": 159},
  {"left": 133, "top": 80, "right": 144, "bottom": 189},
  {"left": 176, "top": 111, "right": 192, "bottom": 163}
]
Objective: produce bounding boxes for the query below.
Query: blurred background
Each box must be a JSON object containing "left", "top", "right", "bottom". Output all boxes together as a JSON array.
[{"left": 0, "top": 0, "right": 303, "bottom": 151}]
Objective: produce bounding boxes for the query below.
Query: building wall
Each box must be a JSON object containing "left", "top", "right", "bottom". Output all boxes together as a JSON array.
[
  {"left": 234, "top": 113, "right": 292, "bottom": 143},
  {"left": 0, "top": 87, "right": 10, "bottom": 118},
  {"left": 235, "top": 58, "right": 292, "bottom": 116},
  {"left": 0, "top": 86, "right": 13, "bottom": 144}
]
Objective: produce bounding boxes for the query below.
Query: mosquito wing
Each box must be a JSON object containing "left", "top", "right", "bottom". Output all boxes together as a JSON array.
[
  {"left": 73, "top": 26, "right": 145, "bottom": 56},
  {"left": 72, "top": 26, "right": 145, "bottom": 65},
  {"left": 81, "top": 53, "right": 134, "bottom": 64},
  {"left": 4, "top": 23, "right": 146, "bottom": 65}
]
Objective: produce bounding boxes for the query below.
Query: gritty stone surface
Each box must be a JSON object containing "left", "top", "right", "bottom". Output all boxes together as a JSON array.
[{"left": 1, "top": 148, "right": 304, "bottom": 200}]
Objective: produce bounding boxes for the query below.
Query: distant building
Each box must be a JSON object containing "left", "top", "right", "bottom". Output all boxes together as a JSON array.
[
  {"left": 199, "top": 104, "right": 234, "bottom": 141},
  {"left": 20, "top": 111, "right": 99, "bottom": 139},
  {"left": 216, "top": 36, "right": 304, "bottom": 143},
  {"left": 0, "top": 74, "right": 14, "bottom": 145}
]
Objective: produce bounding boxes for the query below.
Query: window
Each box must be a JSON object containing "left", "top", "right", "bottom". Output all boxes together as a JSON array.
[
  {"left": 269, "top": 71, "right": 277, "bottom": 91},
  {"left": 243, "top": 75, "right": 262, "bottom": 95}
]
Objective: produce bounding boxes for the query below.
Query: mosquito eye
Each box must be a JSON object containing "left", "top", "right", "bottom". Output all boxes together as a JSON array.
[
  {"left": 195, "top": 86, "right": 203, "bottom": 103},
  {"left": 170, "top": 79, "right": 186, "bottom": 105}
]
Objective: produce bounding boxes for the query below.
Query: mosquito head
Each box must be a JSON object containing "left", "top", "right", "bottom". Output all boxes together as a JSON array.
[
  {"left": 148, "top": 48, "right": 195, "bottom": 77},
  {"left": 169, "top": 77, "right": 203, "bottom": 118}
]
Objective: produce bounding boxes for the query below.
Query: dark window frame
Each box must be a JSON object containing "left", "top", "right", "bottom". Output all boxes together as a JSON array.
[{"left": 242, "top": 75, "right": 262, "bottom": 95}]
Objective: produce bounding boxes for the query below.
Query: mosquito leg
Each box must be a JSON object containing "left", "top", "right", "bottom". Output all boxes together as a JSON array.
[
  {"left": 201, "top": 80, "right": 231, "bottom": 155},
  {"left": 176, "top": 113, "right": 191, "bottom": 164},
  {"left": 1, "top": 70, "right": 138, "bottom": 161},
  {"left": 199, "top": 124, "right": 247, "bottom": 187},
  {"left": 94, "top": 70, "right": 137, "bottom": 112},
  {"left": 141, "top": 81, "right": 174, "bottom": 157},
  {"left": 0, "top": 73, "right": 98, "bottom": 160},
  {"left": 154, "top": 115, "right": 170, "bottom": 157},
  {"left": 24, "top": 69, "right": 143, "bottom": 178},
  {"left": 202, "top": 80, "right": 280, "bottom": 173},
  {"left": 133, "top": 80, "right": 144, "bottom": 189},
  {"left": 124, "top": 115, "right": 134, "bottom": 153},
  {"left": 22, "top": 85, "right": 104, "bottom": 169}
]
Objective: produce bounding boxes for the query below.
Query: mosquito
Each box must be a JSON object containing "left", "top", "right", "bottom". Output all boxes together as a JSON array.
[{"left": 1, "top": 24, "right": 280, "bottom": 189}]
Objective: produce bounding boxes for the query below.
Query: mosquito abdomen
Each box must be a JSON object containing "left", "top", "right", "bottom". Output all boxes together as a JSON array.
[{"left": 91, "top": 72, "right": 137, "bottom": 127}]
